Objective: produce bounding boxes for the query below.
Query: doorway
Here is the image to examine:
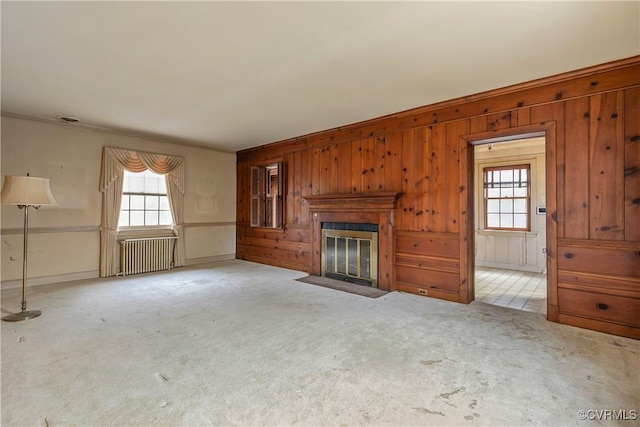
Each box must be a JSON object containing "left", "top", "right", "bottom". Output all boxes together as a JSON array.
[{"left": 472, "top": 137, "right": 547, "bottom": 314}]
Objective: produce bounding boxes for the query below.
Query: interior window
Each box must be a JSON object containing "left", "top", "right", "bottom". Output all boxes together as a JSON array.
[
  {"left": 483, "top": 164, "right": 530, "bottom": 231},
  {"left": 250, "top": 162, "right": 284, "bottom": 228},
  {"left": 119, "top": 170, "right": 173, "bottom": 227}
]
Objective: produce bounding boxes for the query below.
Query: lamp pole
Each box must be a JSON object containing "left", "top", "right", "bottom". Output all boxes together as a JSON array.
[{"left": 2, "top": 204, "right": 42, "bottom": 321}]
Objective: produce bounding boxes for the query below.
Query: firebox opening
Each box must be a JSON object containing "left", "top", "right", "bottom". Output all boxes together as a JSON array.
[{"left": 321, "top": 223, "right": 379, "bottom": 288}]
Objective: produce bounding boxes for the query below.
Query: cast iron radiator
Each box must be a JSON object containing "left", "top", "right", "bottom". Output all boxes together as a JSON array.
[{"left": 119, "top": 237, "right": 177, "bottom": 276}]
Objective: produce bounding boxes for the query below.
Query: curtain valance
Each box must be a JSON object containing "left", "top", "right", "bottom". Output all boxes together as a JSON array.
[{"left": 99, "top": 147, "right": 185, "bottom": 194}]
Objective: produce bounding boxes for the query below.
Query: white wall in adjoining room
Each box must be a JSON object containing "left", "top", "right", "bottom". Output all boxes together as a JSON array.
[{"left": 1, "top": 115, "right": 236, "bottom": 288}]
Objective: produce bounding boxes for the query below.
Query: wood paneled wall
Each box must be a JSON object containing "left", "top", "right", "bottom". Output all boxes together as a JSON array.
[{"left": 237, "top": 57, "right": 640, "bottom": 338}]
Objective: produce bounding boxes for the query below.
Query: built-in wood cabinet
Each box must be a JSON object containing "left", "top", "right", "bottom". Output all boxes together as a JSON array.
[{"left": 237, "top": 56, "right": 640, "bottom": 339}]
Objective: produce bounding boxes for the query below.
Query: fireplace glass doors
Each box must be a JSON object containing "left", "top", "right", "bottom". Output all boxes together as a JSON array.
[{"left": 321, "top": 229, "right": 378, "bottom": 287}]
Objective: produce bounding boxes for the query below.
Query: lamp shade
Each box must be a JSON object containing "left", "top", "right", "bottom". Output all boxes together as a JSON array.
[{"left": 1, "top": 176, "right": 58, "bottom": 206}]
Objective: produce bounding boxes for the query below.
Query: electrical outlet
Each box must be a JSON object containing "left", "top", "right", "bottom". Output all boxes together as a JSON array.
[{"left": 418, "top": 288, "right": 427, "bottom": 295}]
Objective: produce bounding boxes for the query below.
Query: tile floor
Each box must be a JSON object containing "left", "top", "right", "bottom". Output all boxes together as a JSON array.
[{"left": 475, "top": 266, "right": 547, "bottom": 315}]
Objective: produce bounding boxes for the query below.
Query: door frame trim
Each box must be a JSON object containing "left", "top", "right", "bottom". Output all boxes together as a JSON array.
[{"left": 459, "top": 122, "right": 558, "bottom": 321}]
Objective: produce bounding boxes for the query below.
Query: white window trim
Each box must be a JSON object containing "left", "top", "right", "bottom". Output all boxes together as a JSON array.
[{"left": 475, "top": 156, "right": 538, "bottom": 233}]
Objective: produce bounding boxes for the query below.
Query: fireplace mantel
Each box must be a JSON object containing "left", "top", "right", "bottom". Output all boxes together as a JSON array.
[
  {"left": 304, "top": 192, "right": 402, "bottom": 291},
  {"left": 304, "top": 192, "right": 402, "bottom": 212}
]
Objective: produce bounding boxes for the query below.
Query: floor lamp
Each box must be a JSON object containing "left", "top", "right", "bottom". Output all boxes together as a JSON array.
[{"left": 1, "top": 175, "right": 58, "bottom": 322}]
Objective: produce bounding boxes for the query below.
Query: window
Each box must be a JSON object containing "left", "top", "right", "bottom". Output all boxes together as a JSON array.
[
  {"left": 250, "top": 161, "right": 284, "bottom": 228},
  {"left": 483, "top": 165, "right": 530, "bottom": 231},
  {"left": 119, "top": 170, "right": 173, "bottom": 227}
]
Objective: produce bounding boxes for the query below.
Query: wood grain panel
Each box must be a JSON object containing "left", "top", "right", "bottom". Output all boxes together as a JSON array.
[
  {"left": 362, "top": 138, "right": 376, "bottom": 192},
  {"left": 624, "top": 87, "right": 640, "bottom": 241},
  {"left": 395, "top": 254, "right": 459, "bottom": 273},
  {"left": 430, "top": 124, "right": 446, "bottom": 232},
  {"left": 300, "top": 149, "right": 312, "bottom": 225},
  {"left": 558, "top": 288, "right": 640, "bottom": 327},
  {"left": 384, "top": 132, "right": 403, "bottom": 193},
  {"left": 395, "top": 265, "right": 459, "bottom": 293},
  {"left": 395, "top": 231, "right": 459, "bottom": 258},
  {"left": 589, "top": 91, "right": 624, "bottom": 240},
  {"left": 563, "top": 97, "right": 590, "bottom": 239},
  {"left": 351, "top": 139, "right": 363, "bottom": 193},
  {"left": 311, "top": 147, "right": 321, "bottom": 195},
  {"left": 487, "top": 111, "right": 512, "bottom": 131},
  {"left": 558, "top": 243, "right": 640, "bottom": 277},
  {"left": 414, "top": 127, "right": 429, "bottom": 231},
  {"left": 335, "top": 142, "right": 352, "bottom": 194},
  {"left": 286, "top": 152, "right": 296, "bottom": 225},
  {"left": 558, "top": 270, "right": 640, "bottom": 297},
  {"left": 374, "top": 136, "right": 386, "bottom": 192},
  {"left": 514, "top": 108, "right": 531, "bottom": 126},
  {"left": 399, "top": 129, "right": 417, "bottom": 230},
  {"left": 446, "top": 121, "right": 467, "bottom": 233},
  {"left": 319, "top": 145, "right": 332, "bottom": 195}
]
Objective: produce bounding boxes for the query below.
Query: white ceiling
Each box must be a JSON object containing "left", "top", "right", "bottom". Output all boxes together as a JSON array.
[{"left": 2, "top": 1, "right": 638, "bottom": 152}]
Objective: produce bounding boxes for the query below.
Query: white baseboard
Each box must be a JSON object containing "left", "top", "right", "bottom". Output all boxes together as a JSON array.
[
  {"left": 185, "top": 254, "right": 235, "bottom": 266},
  {"left": 1, "top": 270, "right": 100, "bottom": 290}
]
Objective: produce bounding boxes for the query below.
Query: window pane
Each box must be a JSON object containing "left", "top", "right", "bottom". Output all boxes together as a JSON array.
[
  {"left": 501, "top": 169, "right": 513, "bottom": 183},
  {"left": 145, "top": 211, "right": 159, "bottom": 226},
  {"left": 520, "top": 168, "right": 528, "bottom": 181},
  {"left": 514, "top": 199, "right": 527, "bottom": 213},
  {"left": 145, "top": 177, "right": 159, "bottom": 193},
  {"left": 501, "top": 187, "right": 513, "bottom": 198},
  {"left": 159, "top": 211, "right": 173, "bottom": 225},
  {"left": 131, "top": 195, "right": 144, "bottom": 209},
  {"left": 513, "top": 187, "right": 528, "bottom": 197},
  {"left": 484, "top": 171, "right": 492, "bottom": 185},
  {"left": 487, "top": 199, "right": 500, "bottom": 213},
  {"left": 145, "top": 195, "right": 159, "bottom": 210},
  {"left": 487, "top": 214, "right": 500, "bottom": 228},
  {"left": 130, "top": 211, "right": 144, "bottom": 226},
  {"left": 487, "top": 188, "right": 500, "bottom": 198},
  {"left": 500, "top": 214, "right": 513, "bottom": 228},
  {"left": 130, "top": 176, "right": 144, "bottom": 192},
  {"left": 158, "top": 177, "right": 167, "bottom": 193},
  {"left": 159, "top": 196, "right": 170, "bottom": 210},
  {"left": 122, "top": 175, "right": 130, "bottom": 192},
  {"left": 500, "top": 199, "right": 513, "bottom": 213},
  {"left": 118, "top": 211, "right": 129, "bottom": 227},
  {"left": 514, "top": 214, "right": 528, "bottom": 228},
  {"left": 121, "top": 195, "right": 130, "bottom": 210}
]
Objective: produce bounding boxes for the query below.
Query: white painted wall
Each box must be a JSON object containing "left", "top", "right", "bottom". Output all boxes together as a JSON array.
[
  {"left": 1, "top": 115, "right": 236, "bottom": 288},
  {"left": 474, "top": 138, "right": 546, "bottom": 273}
]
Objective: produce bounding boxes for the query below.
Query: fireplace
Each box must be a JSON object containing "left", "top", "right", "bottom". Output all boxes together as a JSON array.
[
  {"left": 321, "top": 223, "right": 378, "bottom": 287},
  {"left": 304, "top": 192, "right": 402, "bottom": 291}
]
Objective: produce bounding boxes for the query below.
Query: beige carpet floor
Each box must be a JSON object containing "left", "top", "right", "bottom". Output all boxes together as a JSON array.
[{"left": 2, "top": 260, "right": 638, "bottom": 426}]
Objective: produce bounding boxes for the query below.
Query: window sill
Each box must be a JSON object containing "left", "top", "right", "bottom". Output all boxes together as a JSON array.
[
  {"left": 118, "top": 227, "right": 175, "bottom": 240},
  {"left": 476, "top": 229, "right": 538, "bottom": 237}
]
